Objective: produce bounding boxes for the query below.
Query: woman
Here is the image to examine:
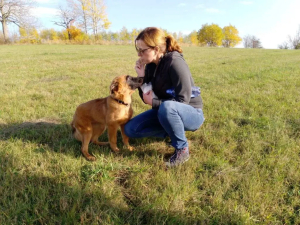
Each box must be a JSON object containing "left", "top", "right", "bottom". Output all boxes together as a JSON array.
[{"left": 124, "top": 27, "right": 204, "bottom": 167}]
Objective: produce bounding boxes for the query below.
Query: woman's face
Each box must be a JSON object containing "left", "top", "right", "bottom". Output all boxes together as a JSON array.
[{"left": 136, "top": 39, "right": 157, "bottom": 64}]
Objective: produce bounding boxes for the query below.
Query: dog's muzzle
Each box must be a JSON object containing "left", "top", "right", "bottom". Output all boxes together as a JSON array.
[{"left": 127, "top": 76, "right": 144, "bottom": 89}]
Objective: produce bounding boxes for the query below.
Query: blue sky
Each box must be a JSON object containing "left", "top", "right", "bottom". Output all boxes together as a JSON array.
[{"left": 29, "top": 0, "right": 300, "bottom": 49}]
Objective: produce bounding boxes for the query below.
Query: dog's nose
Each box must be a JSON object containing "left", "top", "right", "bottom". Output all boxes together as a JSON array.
[{"left": 138, "top": 77, "right": 144, "bottom": 83}]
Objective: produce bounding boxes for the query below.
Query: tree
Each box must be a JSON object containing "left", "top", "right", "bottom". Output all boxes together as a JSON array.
[
  {"left": 0, "top": 0, "right": 36, "bottom": 42},
  {"left": 66, "top": 25, "right": 88, "bottom": 42},
  {"left": 119, "top": 26, "right": 129, "bottom": 43},
  {"left": 243, "top": 34, "right": 263, "bottom": 48},
  {"left": 19, "top": 26, "right": 40, "bottom": 43},
  {"left": 287, "top": 25, "right": 300, "bottom": 49},
  {"left": 40, "top": 29, "right": 59, "bottom": 41},
  {"left": 278, "top": 25, "right": 300, "bottom": 49},
  {"left": 110, "top": 32, "right": 119, "bottom": 42},
  {"left": 67, "top": 0, "right": 89, "bottom": 34},
  {"left": 172, "top": 32, "right": 178, "bottom": 41},
  {"left": 278, "top": 41, "right": 289, "bottom": 49},
  {"left": 130, "top": 28, "right": 139, "bottom": 44},
  {"left": 189, "top": 31, "right": 198, "bottom": 45},
  {"left": 177, "top": 31, "right": 184, "bottom": 44},
  {"left": 222, "top": 24, "right": 242, "bottom": 48},
  {"left": 54, "top": 6, "right": 76, "bottom": 40},
  {"left": 161, "top": 28, "right": 169, "bottom": 37},
  {"left": 67, "top": 0, "right": 111, "bottom": 40},
  {"left": 197, "top": 23, "right": 223, "bottom": 47},
  {"left": 86, "top": 0, "right": 111, "bottom": 40}
]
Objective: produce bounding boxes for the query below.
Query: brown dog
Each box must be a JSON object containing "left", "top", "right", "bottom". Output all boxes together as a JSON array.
[{"left": 71, "top": 75, "right": 143, "bottom": 161}]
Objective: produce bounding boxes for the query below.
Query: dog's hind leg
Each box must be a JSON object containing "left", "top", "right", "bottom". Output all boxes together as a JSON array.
[
  {"left": 81, "top": 129, "right": 96, "bottom": 161},
  {"left": 71, "top": 122, "right": 83, "bottom": 142},
  {"left": 73, "top": 129, "right": 83, "bottom": 142},
  {"left": 91, "top": 124, "right": 109, "bottom": 146}
]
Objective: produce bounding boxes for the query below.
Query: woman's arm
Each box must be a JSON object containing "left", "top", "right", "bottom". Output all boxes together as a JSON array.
[{"left": 137, "top": 63, "right": 155, "bottom": 103}]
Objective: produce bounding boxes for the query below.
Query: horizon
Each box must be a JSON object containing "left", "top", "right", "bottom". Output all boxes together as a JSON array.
[{"left": 2, "top": 0, "right": 300, "bottom": 49}]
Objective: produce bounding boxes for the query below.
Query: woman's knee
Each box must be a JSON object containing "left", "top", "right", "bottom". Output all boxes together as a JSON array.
[
  {"left": 158, "top": 101, "right": 177, "bottom": 117},
  {"left": 124, "top": 121, "right": 134, "bottom": 138}
]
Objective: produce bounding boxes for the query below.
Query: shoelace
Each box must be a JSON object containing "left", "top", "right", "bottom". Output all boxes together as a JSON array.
[
  {"left": 170, "top": 149, "right": 183, "bottom": 163},
  {"left": 170, "top": 151, "right": 178, "bottom": 163}
]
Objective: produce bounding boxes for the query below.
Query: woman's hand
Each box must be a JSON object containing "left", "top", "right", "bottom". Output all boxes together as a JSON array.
[
  {"left": 135, "top": 58, "right": 145, "bottom": 77},
  {"left": 143, "top": 90, "right": 153, "bottom": 106}
]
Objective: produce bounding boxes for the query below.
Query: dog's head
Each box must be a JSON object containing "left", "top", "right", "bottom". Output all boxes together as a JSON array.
[{"left": 110, "top": 75, "right": 143, "bottom": 100}]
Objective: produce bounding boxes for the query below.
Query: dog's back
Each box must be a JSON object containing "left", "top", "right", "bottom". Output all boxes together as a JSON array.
[{"left": 70, "top": 75, "right": 143, "bottom": 161}]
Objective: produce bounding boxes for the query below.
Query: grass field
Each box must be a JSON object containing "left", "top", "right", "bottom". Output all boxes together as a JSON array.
[{"left": 0, "top": 44, "right": 300, "bottom": 224}]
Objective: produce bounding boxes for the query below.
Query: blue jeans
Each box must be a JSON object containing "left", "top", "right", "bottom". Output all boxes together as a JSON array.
[{"left": 124, "top": 101, "right": 205, "bottom": 149}]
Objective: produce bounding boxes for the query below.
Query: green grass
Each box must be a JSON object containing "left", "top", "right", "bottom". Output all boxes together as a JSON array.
[{"left": 0, "top": 45, "right": 300, "bottom": 224}]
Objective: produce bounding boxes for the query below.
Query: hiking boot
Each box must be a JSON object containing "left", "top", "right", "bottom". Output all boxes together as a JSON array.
[{"left": 165, "top": 147, "right": 190, "bottom": 167}]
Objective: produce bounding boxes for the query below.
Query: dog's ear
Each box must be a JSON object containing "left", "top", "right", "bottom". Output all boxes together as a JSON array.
[{"left": 110, "top": 81, "right": 119, "bottom": 94}]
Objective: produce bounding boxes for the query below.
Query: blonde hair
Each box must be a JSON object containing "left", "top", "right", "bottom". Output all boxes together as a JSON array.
[{"left": 135, "top": 27, "right": 183, "bottom": 53}]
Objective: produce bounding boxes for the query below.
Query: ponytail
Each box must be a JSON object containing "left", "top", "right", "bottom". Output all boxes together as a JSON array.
[{"left": 165, "top": 35, "right": 183, "bottom": 53}]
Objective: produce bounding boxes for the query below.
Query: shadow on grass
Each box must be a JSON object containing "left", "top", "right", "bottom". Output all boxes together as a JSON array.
[
  {"left": 0, "top": 151, "right": 205, "bottom": 224},
  {"left": 0, "top": 120, "right": 83, "bottom": 158},
  {"left": 0, "top": 120, "right": 169, "bottom": 160}
]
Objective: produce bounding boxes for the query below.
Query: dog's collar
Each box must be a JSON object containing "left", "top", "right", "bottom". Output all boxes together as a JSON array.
[{"left": 112, "top": 97, "right": 129, "bottom": 106}]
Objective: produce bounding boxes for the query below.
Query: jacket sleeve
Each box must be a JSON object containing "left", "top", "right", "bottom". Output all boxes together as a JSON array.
[
  {"left": 152, "top": 98, "right": 162, "bottom": 109},
  {"left": 138, "top": 88, "right": 144, "bottom": 102}
]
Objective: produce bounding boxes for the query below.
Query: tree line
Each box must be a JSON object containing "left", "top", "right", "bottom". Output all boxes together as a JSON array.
[
  {"left": 278, "top": 26, "right": 300, "bottom": 49},
  {"left": 1, "top": 0, "right": 241, "bottom": 47},
  {"left": 7, "top": 25, "right": 244, "bottom": 48},
  {"left": 1, "top": 0, "right": 299, "bottom": 49}
]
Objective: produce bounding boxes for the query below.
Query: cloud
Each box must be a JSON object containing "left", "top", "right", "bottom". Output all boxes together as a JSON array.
[
  {"left": 178, "top": 3, "right": 186, "bottom": 7},
  {"left": 205, "top": 8, "right": 220, "bottom": 13},
  {"left": 35, "top": 0, "right": 50, "bottom": 2},
  {"left": 240, "top": 1, "right": 253, "bottom": 5},
  {"left": 31, "top": 7, "right": 59, "bottom": 18},
  {"left": 181, "top": 30, "right": 192, "bottom": 35},
  {"left": 35, "top": 0, "right": 61, "bottom": 6},
  {"left": 195, "top": 4, "right": 204, "bottom": 9}
]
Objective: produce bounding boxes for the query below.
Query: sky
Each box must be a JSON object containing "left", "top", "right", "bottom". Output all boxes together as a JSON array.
[{"left": 25, "top": 0, "right": 300, "bottom": 49}]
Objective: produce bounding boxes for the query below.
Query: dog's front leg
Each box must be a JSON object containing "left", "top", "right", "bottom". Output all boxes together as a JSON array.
[
  {"left": 107, "top": 124, "right": 119, "bottom": 152},
  {"left": 120, "top": 124, "right": 133, "bottom": 151}
]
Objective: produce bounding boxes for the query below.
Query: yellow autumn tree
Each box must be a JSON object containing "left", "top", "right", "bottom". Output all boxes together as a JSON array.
[
  {"left": 161, "top": 28, "right": 170, "bottom": 37},
  {"left": 119, "top": 26, "right": 130, "bottom": 43},
  {"left": 197, "top": 23, "right": 223, "bottom": 47},
  {"left": 86, "top": 0, "right": 111, "bottom": 40},
  {"left": 40, "top": 29, "right": 59, "bottom": 41},
  {"left": 62, "top": 26, "right": 88, "bottom": 42},
  {"left": 67, "top": 0, "right": 111, "bottom": 40},
  {"left": 19, "top": 27, "right": 40, "bottom": 43},
  {"left": 131, "top": 28, "right": 139, "bottom": 44},
  {"left": 189, "top": 31, "right": 198, "bottom": 45},
  {"left": 177, "top": 31, "right": 184, "bottom": 44},
  {"left": 222, "top": 24, "right": 242, "bottom": 47}
]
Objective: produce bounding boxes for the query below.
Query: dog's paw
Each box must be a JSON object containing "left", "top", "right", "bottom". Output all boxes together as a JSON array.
[
  {"left": 127, "top": 145, "right": 134, "bottom": 151},
  {"left": 112, "top": 147, "right": 120, "bottom": 153},
  {"left": 86, "top": 155, "right": 96, "bottom": 161}
]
